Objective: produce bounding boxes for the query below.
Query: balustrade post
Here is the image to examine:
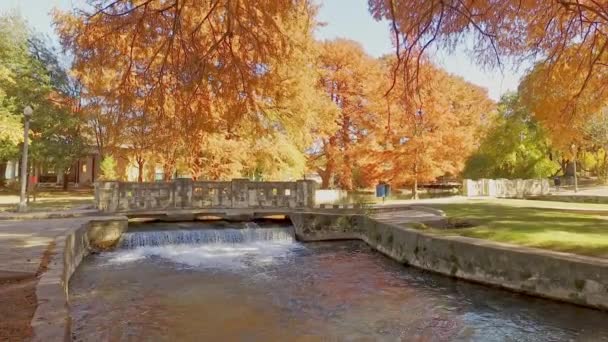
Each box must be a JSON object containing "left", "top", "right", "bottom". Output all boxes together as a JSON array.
[
  {"left": 173, "top": 178, "right": 193, "bottom": 209},
  {"left": 95, "top": 181, "right": 119, "bottom": 212},
  {"left": 296, "top": 179, "right": 316, "bottom": 208},
  {"left": 231, "top": 178, "right": 250, "bottom": 208}
]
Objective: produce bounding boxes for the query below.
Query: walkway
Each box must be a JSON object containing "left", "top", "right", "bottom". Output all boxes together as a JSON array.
[
  {"left": 371, "top": 207, "right": 444, "bottom": 227},
  {"left": 0, "top": 217, "right": 90, "bottom": 280},
  {"left": 552, "top": 184, "right": 608, "bottom": 197}
]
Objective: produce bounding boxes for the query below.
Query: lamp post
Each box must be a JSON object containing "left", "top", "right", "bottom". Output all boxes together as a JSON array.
[
  {"left": 18, "top": 106, "right": 33, "bottom": 212},
  {"left": 571, "top": 143, "right": 578, "bottom": 193}
]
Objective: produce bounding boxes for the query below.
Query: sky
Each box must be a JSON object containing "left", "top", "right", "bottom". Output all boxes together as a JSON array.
[{"left": 1, "top": 0, "right": 524, "bottom": 100}]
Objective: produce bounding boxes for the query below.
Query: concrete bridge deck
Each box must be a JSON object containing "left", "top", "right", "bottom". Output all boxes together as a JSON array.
[{"left": 110, "top": 204, "right": 444, "bottom": 223}]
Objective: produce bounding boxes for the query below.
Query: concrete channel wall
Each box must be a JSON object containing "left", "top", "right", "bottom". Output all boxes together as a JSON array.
[
  {"left": 290, "top": 212, "right": 608, "bottom": 311},
  {"left": 31, "top": 217, "right": 128, "bottom": 341},
  {"left": 35, "top": 210, "right": 608, "bottom": 340}
]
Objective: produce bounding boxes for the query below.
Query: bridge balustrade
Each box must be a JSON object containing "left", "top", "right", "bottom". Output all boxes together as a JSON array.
[{"left": 95, "top": 178, "right": 316, "bottom": 213}]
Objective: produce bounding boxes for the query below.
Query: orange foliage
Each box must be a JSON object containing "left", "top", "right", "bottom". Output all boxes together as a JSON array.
[
  {"left": 55, "top": 0, "right": 326, "bottom": 180},
  {"left": 310, "top": 39, "right": 382, "bottom": 189},
  {"left": 368, "top": 0, "right": 608, "bottom": 129},
  {"left": 361, "top": 59, "right": 494, "bottom": 196}
]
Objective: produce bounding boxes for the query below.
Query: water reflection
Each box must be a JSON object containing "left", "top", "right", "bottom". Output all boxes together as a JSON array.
[{"left": 70, "top": 236, "right": 608, "bottom": 341}]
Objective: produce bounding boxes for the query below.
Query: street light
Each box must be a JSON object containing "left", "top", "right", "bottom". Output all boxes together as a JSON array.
[
  {"left": 571, "top": 143, "right": 578, "bottom": 193},
  {"left": 18, "top": 106, "right": 33, "bottom": 212}
]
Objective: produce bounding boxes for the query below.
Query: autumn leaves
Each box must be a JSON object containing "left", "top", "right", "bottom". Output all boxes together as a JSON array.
[{"left": 52, "top": 0, "right": 495, "bottom": 189}]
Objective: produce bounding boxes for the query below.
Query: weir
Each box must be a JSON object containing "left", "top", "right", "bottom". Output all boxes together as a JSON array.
[{"left": 118, "top": 224, "right": 295, "bottom": 249}]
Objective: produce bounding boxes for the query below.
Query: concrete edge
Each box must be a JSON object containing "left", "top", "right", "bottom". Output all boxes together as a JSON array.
[
  {"left": 0, "top": 210, "right": 101, "bottom": 221},
  {"left": 30, "top": 216, "right": 128, "bottom": 342},
  {"left": 362, "top": 217, "right": 608, "bottom": 310},
  {"left": 407, "top": 205, "right": 446, "bottom": 217},
  {"left": 290, "top": 211, "right": 608, "bottom": 311}
]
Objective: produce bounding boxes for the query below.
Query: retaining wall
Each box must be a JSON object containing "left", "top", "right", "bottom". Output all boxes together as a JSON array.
[
  {"left": 33, "top": 210, "right": 608, "bottom": 341},
  {"left": 291, "top": 212, "right": 608, "bottom": 310},
  {"left": 31, "top": 217, "right": 128, "bottom": 341}
]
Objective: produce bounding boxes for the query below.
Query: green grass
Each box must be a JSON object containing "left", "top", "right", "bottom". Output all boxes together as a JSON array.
[
  {"left": 529, "top": 195, "right": 608, "bottom": 204},
  {"left": 425, "top": 201, "right": 608, "bottom": 258},
  {"left": 0, "top": 189, "right": 94, "bottom": 212}
]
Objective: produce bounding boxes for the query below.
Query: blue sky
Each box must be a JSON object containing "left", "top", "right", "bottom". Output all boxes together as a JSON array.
[{"left": 1, "top": 0, "right": 523, "bottom": 100}]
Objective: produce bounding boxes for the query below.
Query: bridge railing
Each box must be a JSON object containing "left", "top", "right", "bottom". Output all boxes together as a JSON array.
[{"left": 95, "top": 178, "right": 316, "bottom": 213}]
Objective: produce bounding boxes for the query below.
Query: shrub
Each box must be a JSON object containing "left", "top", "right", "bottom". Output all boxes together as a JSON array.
[{"left": 99, "top": 156, "right": 118, "bottom": 181}]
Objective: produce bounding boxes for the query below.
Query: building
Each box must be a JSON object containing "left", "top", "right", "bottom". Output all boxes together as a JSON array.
[{"left": 1, "top": 152, "right": 101, "bottom": 187}]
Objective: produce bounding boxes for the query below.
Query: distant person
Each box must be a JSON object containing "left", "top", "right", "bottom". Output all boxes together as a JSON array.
[{"left": 554, "top": 176, "right": 561, "bottom": 192}]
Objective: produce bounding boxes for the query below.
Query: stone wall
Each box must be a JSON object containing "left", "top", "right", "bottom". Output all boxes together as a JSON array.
[
  {"left": 31, "top": 217, "right": 128, "bottom": 341},
  {"left": 95, "top": 178, "right": 316, "bottom": 212},
  {"left": 291, "top": 212, "right": 608, "bottom": 310},
  {"left": 463, "top": 178, "right": 551, "bottom": 198}
]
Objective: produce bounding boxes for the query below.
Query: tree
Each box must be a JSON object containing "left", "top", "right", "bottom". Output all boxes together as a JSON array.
[
  {"left": 463, "top": 93, "right": 559, "bottom": 179},
  {"left": 99, "top": 155, "right": 118, "bottom": 180},
  {"left": 368, "top": 0, "right": 608, "bottom": 129},
  {"left": 0, "top": 14, "right": 87, "bottom": 187},
  {"left": 0, "top": 14, "right": 36, "bottom": 163},
  {"left": 580, "top": 108, "right": 608, "bottom": 183},
  {"left": 308, "top": 39, "right": 382, "bottom": 189},
  {"left": 27, "top": 35, "right": 89, "bottom": 188},
  {"left": 55, "top": 0, "right": 330, "bottom": 181},
  {"left": 366, "top": 59, "right": 493, "bottom": 198}
]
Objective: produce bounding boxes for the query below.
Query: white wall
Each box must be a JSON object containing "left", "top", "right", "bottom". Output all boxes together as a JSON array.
[{"left": 463, "top": 179, "right": 551, "bottom": 198}]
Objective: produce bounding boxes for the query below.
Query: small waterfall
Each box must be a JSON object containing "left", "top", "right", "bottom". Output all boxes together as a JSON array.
[{"left": 118, "top": 224, "right": 294, "bottom": 249}]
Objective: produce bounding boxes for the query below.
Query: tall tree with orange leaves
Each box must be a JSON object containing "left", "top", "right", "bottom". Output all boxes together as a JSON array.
[
  {"left": 364, "top": 59, "right": 493, "bottom": 198},
  {"left": 368, "top": 0, "right": 608, "bottom": 135},
  {"left": 55, "top": 0, "right": 332, "bottom": 181},
  {"left": 309, "top": 39, "right": 383, "bottom": 189}
]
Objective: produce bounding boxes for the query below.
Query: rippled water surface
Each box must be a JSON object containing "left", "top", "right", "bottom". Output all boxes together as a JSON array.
[{"left": 70, "top": 222, "right": 608, "bottom": 341}]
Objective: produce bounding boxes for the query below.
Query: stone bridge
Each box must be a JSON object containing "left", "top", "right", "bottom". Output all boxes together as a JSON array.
[{"left": 95, "top": 178, "right": 316, "bottom": 219}]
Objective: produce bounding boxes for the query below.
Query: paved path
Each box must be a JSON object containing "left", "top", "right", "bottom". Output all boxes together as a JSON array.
[
  {"left": 371, "top": 208, "right": 443, "bottom": 227},
  {"left": 551, "top": 185, "right": 608, "bottom": 197},
  {"left": 0, "top": 209, "right": 98, "bottom": 221},
  {"left": 0, "top": 218, "right": 89, "bottom": 280}
]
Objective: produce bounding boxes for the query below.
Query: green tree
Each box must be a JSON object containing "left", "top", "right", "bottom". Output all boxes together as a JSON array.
[
  {"left": 0, "top": 14, "right": 32, "bottom": 162},
  {"left": 581, "top": 109, "right": 608, "bottom": 183},
  {"left": 99, "top": 156, "right": 118, "bottom": 181},
  {"left": 0, "top": 14, "right": 88, "bottom": 187},
  {"left": 463, "top": 93, "right": 559, "bottom": 179}
]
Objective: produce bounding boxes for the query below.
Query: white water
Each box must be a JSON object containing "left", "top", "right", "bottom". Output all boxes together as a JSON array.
[{"left": 107, "top": 223, "right": 300, "bottom": 269}]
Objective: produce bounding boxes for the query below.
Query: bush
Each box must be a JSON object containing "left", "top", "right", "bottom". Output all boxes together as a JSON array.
[{"left": 99, "top": 156, "right": 118, "bottom": 181}]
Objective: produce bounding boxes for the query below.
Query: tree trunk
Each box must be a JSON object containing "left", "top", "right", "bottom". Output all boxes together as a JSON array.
[
  {"left": 412, "top": 178, "right": 419, "bottom": 200},
  {"left": 320, "top": 172, "right": 331, "bottom": 189},
  {"left": 0, "top": 162, "right": 6, "bottom": 186},
  {"left": 137, "top": 160, "right": 145, "bottom": 183},
  {"left": 412, "top": 161, "right": 419, "bottom": 200},
  {"left": 603, "top": 152, "right": 608, "bottom": 184},
  {"left": 163, "top": 162, "right": 174, "bottom": 181},
  {"left": 63, "top": 171, "right": 69, "bottom": 191}
]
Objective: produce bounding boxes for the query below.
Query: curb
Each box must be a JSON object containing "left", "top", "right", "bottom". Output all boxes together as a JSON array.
[{"left": 0, "top": 210, "right": 101, "bottom": 221}]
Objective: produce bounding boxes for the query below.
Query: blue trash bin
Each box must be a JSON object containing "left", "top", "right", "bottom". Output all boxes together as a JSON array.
[{"left": 376, "top": 183, "right": 386, "bottom": 198}]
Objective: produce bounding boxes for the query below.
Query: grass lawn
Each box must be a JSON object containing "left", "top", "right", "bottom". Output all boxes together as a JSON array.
[
  {"left": 425, "top": 200, "right": 608, "bottom": 258},
  {"left": 0, "top": 189, "right": 94, "bottom": 212}
]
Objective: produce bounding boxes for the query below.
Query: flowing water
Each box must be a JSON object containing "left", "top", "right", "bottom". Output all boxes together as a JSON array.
[{"left": 70, "top": 221, "right": 608, "bottom": 341}]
